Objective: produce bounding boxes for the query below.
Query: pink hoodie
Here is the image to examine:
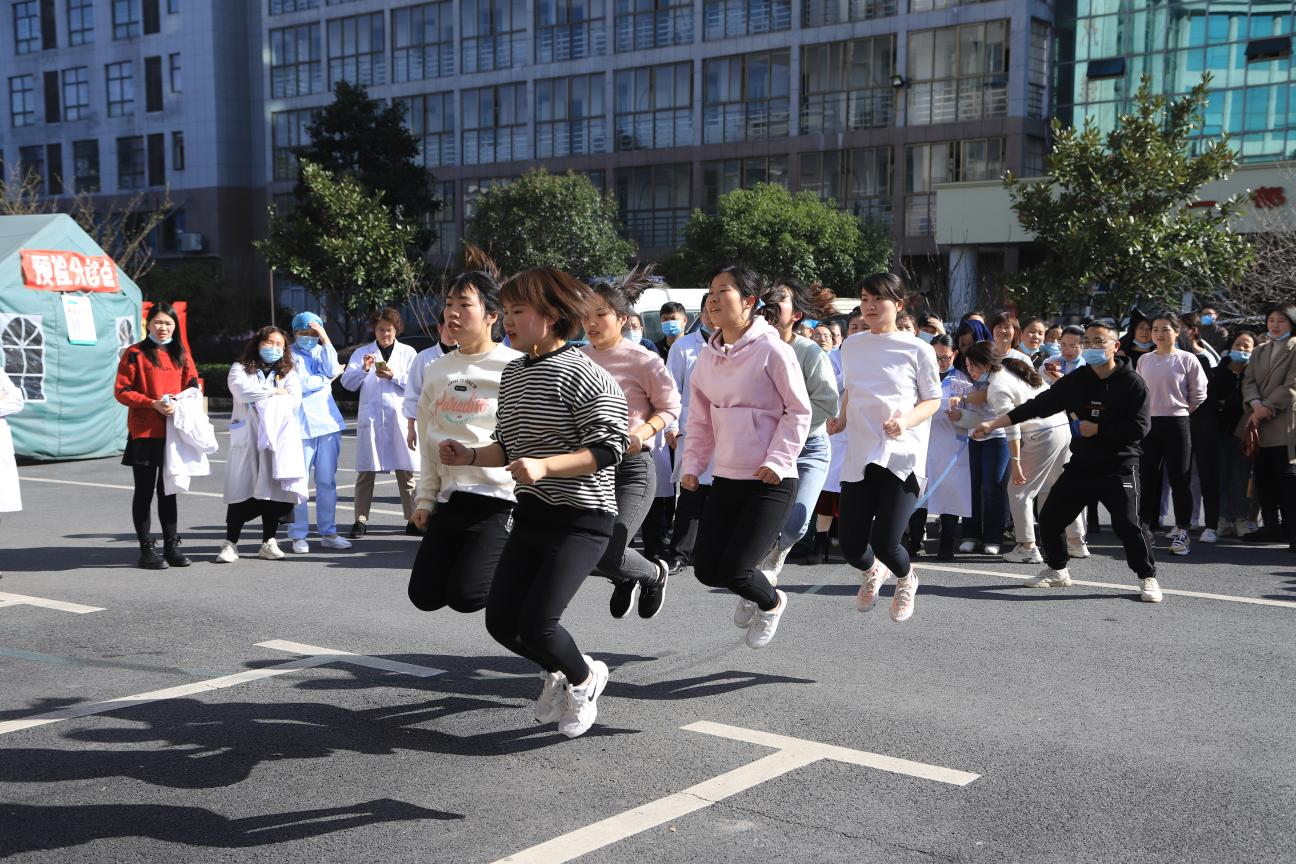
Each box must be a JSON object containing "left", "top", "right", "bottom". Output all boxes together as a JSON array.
[{"left": 682, "top": 316, "right": 812, "bottom": 481}]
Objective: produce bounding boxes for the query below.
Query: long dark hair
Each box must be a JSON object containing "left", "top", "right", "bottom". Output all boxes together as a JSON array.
[
  {"left": 768, "top": 277, "right": 837, "bottom": 330},
  {"left": 237, "top": 326, "right": 295, "bottom": 377},
  {"left": 965, "top": 341, "right": 1043, "bottom": 388},
  {"left": 138, "top": 302, "right": 189, "bottom": 369},
  {"left": 704, "top": 262, "right": 778, "bottom": 324}
]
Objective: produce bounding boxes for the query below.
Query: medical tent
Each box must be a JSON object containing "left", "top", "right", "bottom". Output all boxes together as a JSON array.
[{"left": 0, "top": 214, "right": 143, "bottom": 460}]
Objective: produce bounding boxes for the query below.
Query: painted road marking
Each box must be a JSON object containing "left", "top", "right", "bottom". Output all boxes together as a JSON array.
[
  {"left": 0, "top": 640, "right": 444, "bottom": 737},
  {"left": 912, "top": 562, "right": 1296, "bottom": 610},
  {"left": 0, "top": 591, "right": 105, "bottom": 614},
  {"left": 492, "top": 721, "right": 978, "bottom": 863}
]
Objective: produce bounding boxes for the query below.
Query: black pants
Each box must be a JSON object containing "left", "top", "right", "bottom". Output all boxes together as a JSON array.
[
  {"left": 668, "top": 484, "right": 710, "bottom": 563},
  {"left": 1139, "top": 416, "right": 1193, "bottom": 529},
  {"left": 225, "top": 498, "right": 294, "bottom": 543},
  {"left": 408, "top": 493, "right": 514, "bottom": 614},
  {"left": 132, "top": 465, "right": 177, "bottom": 544},
  {"left": 841, "top": 463, "right": 921, "bottom": 578},
  {"left": 1189, "top": 410, "right": 1221, "bottom": 529},
  {"left": 908, "top": 509, "right": 959, "bottom": 550},
  {"left": 692, "top": 477, "right": 795, "bottom": 612},
  {"left": 485, "top": 497, "right": 612, "bottom": 683},
  {"left": 594, "top": 450, "right": 659, "bottom": 585},
  {"left": 1254, "top": 445, "right": 1296, "bottom": 539},
  {"left": 642, "top": 495, "right": 676, "bottom": 560},
  {"left": 1039, "top": 462, "right": 1156, "bottom": 579}
]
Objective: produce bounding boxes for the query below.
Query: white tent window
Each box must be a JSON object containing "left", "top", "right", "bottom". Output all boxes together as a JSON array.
[
  {"left": 116, "top": 315, "right": 136, "bottom": 361},
  {"left": 0, "top": 314, "right": 45, "bottom": 402}
]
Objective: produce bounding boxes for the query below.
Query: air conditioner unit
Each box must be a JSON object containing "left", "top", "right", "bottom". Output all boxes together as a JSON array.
[{"left": 177, "top": 232, "right": 204, "bottom": 253}]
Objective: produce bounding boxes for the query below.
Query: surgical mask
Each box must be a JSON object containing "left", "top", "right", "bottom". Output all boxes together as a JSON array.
[
  {"left": 918, "top": 330, "right": 935, "bottom": 343},
  {"left": 660, "top": 319, "right": 683, "bottom": 337},
  {"left": 1200, "top": 315, "right": 1215, "bottom": 326},
  {"left": 295, "top": 335, "right": 319, "bottom": 350},
  {"left": 1275, "top": 331, "right": 1292, "bottom": 342},
  {"left": 147, "top": 333, "right": 173, "bottom": 346},
  {"left": 259, "top": 346, "right": 284, "bottom": 364},
  {"left": 976, "top": 371, "right": 989, "bottom": 383},
  {"left": 1018, "top": 342, "right": 1034, "bottom": 356},
  {"left": 623, "top": 327, "right": 643, "bottom": 342},
  {"left": 803, "top": 319, "right": 819, "bottom": 330},
  {"left": 1133, "top": 339, "right": 1154, "bottom": 350},
  {"left": 1228, "top": 350, "right": 1251, "bottom": 364},
  {"left": 1082, "top": 348, "right": 1110, "bottom": 365},
  {"left": 1041, "top": 342, "right": 1061, "bottom": 358}
]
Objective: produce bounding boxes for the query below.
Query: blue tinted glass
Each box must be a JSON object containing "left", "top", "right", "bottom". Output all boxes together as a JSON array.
[
  {"left": 1202, "top": 88, "right": 1224, "bottom": 134},
  {"left": 1245, "top": 84, "right": 1275, "bottom": 131}
]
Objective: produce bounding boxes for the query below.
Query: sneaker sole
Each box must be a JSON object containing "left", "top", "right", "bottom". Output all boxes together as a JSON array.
[
  {"left": 560, "top": 663, "right": 609, "bottom": 738},
  {"left": 610, "top": 583, "right": 640, "bottom": 620},
  {"left": 1140, "top": 593, "right": 1163, "bottom": 603},
  {"left": 1169, "top": 548, "right": 1189, "bottom": 556}
]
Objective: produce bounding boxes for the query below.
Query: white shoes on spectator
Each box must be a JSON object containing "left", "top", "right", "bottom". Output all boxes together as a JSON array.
[
  {"left": 291, "top": 539, "right": 309, "bottom": 554},
  {"left": 1169, "top": 529, "right": 1190, "bottom": 556},
  {"left": 1140, "top": 577, "right": 1163, "bottom": 603},
  {"left": 321, "top": 534, "right": 352, "bottom": 550},
  {"left": 1002, "top": 545, "right": 1042, "bottom": 564},
  {"left": 1199, "top": 528, "right": 1218, "bottom": 544},
  {"left": 1067, "top": 542, "right": 1091, "bottom": 558},
  {"left": 958, "top": 540, "right": 977, "bottom": 553},
  {"left": 215, "top": 541, "right": 238, "bottom": 563},
  {"left": 1026, "top": 567, "right": 1072, "bottom": 588},
  {"left": 259, "top": 538, "right": 285, "bottom": 560}
]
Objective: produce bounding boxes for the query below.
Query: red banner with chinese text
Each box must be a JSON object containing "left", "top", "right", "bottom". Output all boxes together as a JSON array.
[{"left": 20, "top": 249, "right": 121, "bottom": 292}]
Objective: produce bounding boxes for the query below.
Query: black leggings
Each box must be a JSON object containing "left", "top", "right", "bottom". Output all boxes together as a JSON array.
[
  {"left": 692, "top": 477, "right": 796, "bottom": 612},
  {"left": 1254, "top": 445, "right": 1296, "bottom": 539},
  {"left": 840, "top": 463, "right": 921, "bottom": 578},
  {"left": 1140, "top": 416, "right": 1193, "bottom": 529},
  {"left": 668, "top": 484, "right": 710, "bottom": 562},
  {"left": 132, "top": 465, "right": 177, "bottom": 544},
  {"left": 225, "top": 498, "right": 294, "bottom": 543},
  {"left": 408, "top": 493, "right": 514, "bottom": 614},
  {"left": 1189, "top": 410, "right": 1220, "bottom": 529},
  {"left": 485, "top": 497, "right": 612, "bottom": 683}
]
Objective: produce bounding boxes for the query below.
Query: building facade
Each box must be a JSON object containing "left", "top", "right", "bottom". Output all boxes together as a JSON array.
[{"left": 0, "top": 0, "right": 265, "bottom": 292}]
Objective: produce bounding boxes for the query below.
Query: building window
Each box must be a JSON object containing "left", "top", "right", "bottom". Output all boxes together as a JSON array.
[
  {"left": 9, "top": 75, "right": 36, "bottom": 127},
  {"left": 391, "top": 2, "right": 454, "bottom": 82},
  {"left": 703, "top": 0, "right": 790, "bottom": 41},
  {"left": 46, "top": 143, "right": 63, "bottom": 195},
  {"left": 907, "top": 20, "right": 1008, "bottom": 126},
  {"left": 168, "top": 52, "right": 181, "bottom": 93},
  {"left": 703, "top": 49, "right": 790, "bottom": 144},
  {"left": 614, "top": 61, "right": 692, "bottom": 150},
  {"left": 67, "top": 0, "right": 94, "bottom": 45},
  {"left": 43, "top": 70, "right": 59, "bottom": 122},
  {"left": 270, "top": 0, "right": 319, "bottom": 13},
  {"left": 1028, "top": 19, "right": 1048, "bottom": 120},
  {"left": 117, "top": 135, "right": 145, "bottom": 189},
  {"left": 13, "top": 1, "right": 40, "bottom": 53},
  {"left": 462, "top": 83, "right": 528, "bottom": 165},
  {"left": 910, "top": 0, "right": 993, "bottom": 11},
  {"left": 172, "top": 130, "right": 184, "bottom": 170},
  {"left": 142, "top": 0, "right": 159, "bottom": 33},
  {"left": 403, "top": 91, "right": 456, "bottom": 166},
  {"left": 801, "top": 36, "right": 895, "bottom": 134},
  {"left": 536, "top": 73, "right": 606, "bottom": 158},
  {"left": 801, "top": 0, "right": 895, "bottom": 29},
  {"left": 112, "top": 0, "right": 140, "bottom": 38},
  {"left": 463, "top": 175, "right": 516, "bottom": 221},
  {"left": 62, "top": 67, "right": 90, "bottom": 121},
  {"left": 614, "top": 0, "right": 691, "bottom": 52},
  {"left": 73, "top": 139, "right": 100, "bottom": 192},
  {"left": 147, "top": 132, "right": 164, "bottom": 186},
  {"left": 430, "top": 179, "right": 456, "bottom": 257},
  {"left": 616, "top": 163, "right": 690, "bottom": 247},
  {"left": 270, "top": 23, "right": 322, "bottom": 97},
  {"left": 702, "top": 155, "right": 786, "bottom": 210},
  {"left": 145, "top": 56, "right": 163, "bottom": 111},
  {"left": 167, "top": 0, "right": 177, "bottom": 11},
  {"left": 271, "top": 107, "right": 317, "bottom": 181},
  {"left": 19, "top": 145, "right": 45, "bottom": 194},
  {"left": 462, "top": 0, "right": 527, "bottom": 73},
  {"left": 327, "top": 12, "right": 385, "bottom": 86},
  {"left": 536, "top": 0, "right": 605, "bottom": 63},
  {"left": 106, "top": 61, "right": 134, "bottom": 117},
  {"left": 0, "top": 315, "right": 46, "bottom": 402},
  {"left": 905, "top": 137, "right": 1004, "bottom": 236},
  {"left": 799, "top": 147, "right": 892, "bottom": 224}
]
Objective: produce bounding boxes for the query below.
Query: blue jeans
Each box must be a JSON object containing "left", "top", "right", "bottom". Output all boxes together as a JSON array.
[
  {"left": 776, "top": 434, "right": 832, "bottom": 551},
  {"left": 963, "top": 437, "right": 1009, "bottom": 545},
  {"left": 290, "top": 431, "right": 341, "bottom": 539}
]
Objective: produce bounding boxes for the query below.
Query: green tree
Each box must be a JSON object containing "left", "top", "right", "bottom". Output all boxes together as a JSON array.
[
  {"left": 661, "top": 183, "right": 893, "bottom": 293},
  {"left": 295, "top": 81, "right": 439, "bottom": 257},
  {"left": 256, "top": 161, "right": 418, "bottom": 341},
  {"left": 1005, "top": 75, "right": 1254, "bottom": 316},
  {"left": 464, "top": 169, "right": 636, "bottom": 276}
]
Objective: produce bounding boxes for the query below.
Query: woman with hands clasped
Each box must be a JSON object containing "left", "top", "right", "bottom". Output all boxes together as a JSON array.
[{"left": 1239, "top": 304, "right": 1296, "bottom": 549}]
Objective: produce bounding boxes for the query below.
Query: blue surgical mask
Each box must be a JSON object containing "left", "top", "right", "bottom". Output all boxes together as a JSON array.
[
  {"left": 660, "top": 319, "right": 683, "bottom": 337},
  {"left": 1133, "top": 339, "right": 1154, "bottom": 350},
  {"left": 623, "top": 327, "right": 643, "bottom": 342},
  {"left": 1082, "top": 347, "right": 1109, "bottom": 366},
  {"left": 1018, "top": 342, "right": 1034, "bottom": 356},
  {"left": 259, "top": 346, "right": 284, "bottom": 364},
  {"left": 1041, "top": 342, "right": 1061, "bottom": 358},
  {"left": 918, "top": 330, "right": 935, "bottom": 343},
  {"left": 1200, "top": 315, "right": 1215, "bottom": 326},
  {"left": 147, "top": 333, "right": 172, "bottom": 346},
  {"left": 1228, "top": 350, "right": 1251, "bottom": 363},
  {"left": 295, "top": 335, "right": 319, "bottom": 351},
  {"left": 976, "top": 371, "right": 989, "bottom": 383},
  {"left": 1275, "top": 331, "right": 1292, "bottom": 342}
]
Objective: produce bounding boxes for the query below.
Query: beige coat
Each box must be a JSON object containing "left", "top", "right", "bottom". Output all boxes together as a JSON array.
[{"left": 1240, "top": 335, "right": 1296, "bottom": 457}]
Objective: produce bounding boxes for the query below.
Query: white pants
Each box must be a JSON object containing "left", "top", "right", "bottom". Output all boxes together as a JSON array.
[{"left": 1011, "top": 424, "right": 1085, "bottom": 546}]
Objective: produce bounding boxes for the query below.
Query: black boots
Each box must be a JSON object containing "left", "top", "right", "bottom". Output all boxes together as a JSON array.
[
  {"left": 163, "top": 537, "right": 191, "bottom": 567},
  {"left": 137, "top": 539, "right": 167, "bottom": 570},
  {"left": 805, "top": 532, "right": 830, "bottom": 565}
]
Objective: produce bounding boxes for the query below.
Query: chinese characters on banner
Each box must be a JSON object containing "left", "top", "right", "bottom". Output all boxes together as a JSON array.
[{"left": 20, "top": 249, "right": 120, "bottom": 292}]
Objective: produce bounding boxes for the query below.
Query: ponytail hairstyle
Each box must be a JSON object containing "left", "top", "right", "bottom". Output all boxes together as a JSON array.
[
  {"left": 237, "top": 325, "right": 295, "bottom": 377},
  {"left": 965, "top": 340, "right": 1042, "bottom": 388},
  {"left": 704, "top": 262, "right": 778, "bottom": 323},
  {"left": 591, "top": 262, "right": 657, "bottom": 321},
  {"left": 443, "top": 244, "right": 505, "bottom": 341},
  {"left": 767, "top": 277, "right": 838, "bottom": 330},
  {"left": 501, "top": 267, "right": 595, "bottom": 340},
  {"left": 139, "top": 302, "right": 190, "bottom": 370}
]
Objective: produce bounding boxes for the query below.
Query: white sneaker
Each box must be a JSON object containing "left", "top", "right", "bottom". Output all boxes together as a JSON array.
[
  {"left": 1199, "top": 528, "right": 1218, "bottom": 544},
  {"left": 1002, "top": 544, "right": 1042, "bottom": 564},
  {"left": 856, "top": 561, "right": 891, "bottom": 612},
  {"left": 215, "top": 541, "right": 239, "bottom": 563},
  {"left": 534, "top": 670, "right": 566, "bottom": 724},
  {"left": 258, "top": 538, "right": 286, "bottom": 560},
  {"left": 320, "top": 534, "right": 353, "bottom": 550},
  {"left": 746, "top": 590, "right": 788, "bottom": 649},
  {"left": 958, "top": 540, "right": 977, "bottom": 553},
  {"left": 1217, "top": 519, "right": 1234, "bottom": 538},
  {"left": 1169, "top": 529, "right": 1190, "bottom": 556},
  {"left": 890, "top": 573, "right": 918, "bottom": 623},
  {"left": 765, "top": 545, "right": 792, "bottom": 585},
  {"left": 1067, "top": 542, "right": 1091, "bottom": 559},
  {"left": 558, "top": 657, "right": 609, "bottom": 738},
  {"left": 1238, "top": 519, "right": 1255, "bottom": 538},
  {"left": 982, "top": 544, "right": 1000, "bottom": 556},
  {"left": 1026, "top": 567, "right": 1072, "bottom": 588},
  {"left": 291, "top": 539, "right": 309, "bottom": 554},
  {"left": 1140, "top": 577, "right": 1163, "bottom": 603},
  {"left": 733, "top": 596, "right": 758, "bottom": 628},
  {"left": 755, "top": 544, "right": 778, "bottom": 584}
]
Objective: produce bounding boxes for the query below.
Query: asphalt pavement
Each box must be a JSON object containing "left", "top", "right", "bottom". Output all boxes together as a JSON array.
[{"left": 1, "top": 418, "right": 1293, "bottom": 863}]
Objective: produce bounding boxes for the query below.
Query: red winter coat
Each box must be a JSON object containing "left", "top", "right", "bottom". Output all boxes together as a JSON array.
[{"left": 115, "top": 343, "right": 201, "bottom": 439}]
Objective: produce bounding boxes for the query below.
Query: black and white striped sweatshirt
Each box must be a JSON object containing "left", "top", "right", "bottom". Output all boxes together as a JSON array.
[{"left": 494, "top": 343, "right": 630, "bottom": 513}]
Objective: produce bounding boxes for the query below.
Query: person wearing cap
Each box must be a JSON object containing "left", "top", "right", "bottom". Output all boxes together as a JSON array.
[{"left": 287, "top": 311, "right": 351, "bottom": 552}]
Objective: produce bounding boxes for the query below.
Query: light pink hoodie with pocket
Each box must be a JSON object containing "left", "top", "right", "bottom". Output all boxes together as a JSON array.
[{"left": 682, "top": 316, "right": 812, "bottom": 481}]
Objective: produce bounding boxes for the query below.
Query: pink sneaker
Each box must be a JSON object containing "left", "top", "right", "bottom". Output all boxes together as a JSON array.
[
  {"left": 857, "top": 561, "right": 891, "bottom": 612},
  {"left": 890, "top": 573, "right": 919, "bottom": 623}
]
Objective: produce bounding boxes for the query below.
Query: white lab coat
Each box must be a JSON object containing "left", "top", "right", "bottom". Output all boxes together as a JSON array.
[
  {"left": 666, "top": 329, "right": 713, "bottom": 485},
  {"left": 163, "top": 388, "right": 219, "bottom": 495},
  {"left": 823, "top": 349, "right": 847, "bottom": 494},
  {"left": 0, "top": 370, "right": 23, "bottom": 512},
  {"left": 923, "top": 370, "right": 973, "bottom": 518},
  {"left": 341, "top": 340, "right": 418, "bottom": 473},
  {"left": 401, "top": 343, "right": 447, "bottom": 421},
  {"left": 224, "top": 363, "right": 305, "bottom": 504}
]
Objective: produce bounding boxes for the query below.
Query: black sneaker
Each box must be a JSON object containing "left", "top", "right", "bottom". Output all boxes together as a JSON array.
[
  {"left": 137, "top": 539, "right": 168, "bottom": 570},
  {"left": 348, "top": 520, "right": 367, "bottom": 539},
  {"left": 404, "top": 521, "right": 424, "bottom": 537},
  {"left": 638, "top": 560, "right": 669, "bottom": 619},
  {"left": 609, "top": 580, "right": 640, "bottom": 619},
  {"left": 665, "top": 555, "right": 686, "bottom": 575},
  {"left": 162, "top": 537, "right": 191, "bottom": 567}
]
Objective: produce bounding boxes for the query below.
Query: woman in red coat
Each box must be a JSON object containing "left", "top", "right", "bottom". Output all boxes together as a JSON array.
[{"left": 114, "top": 302, "right": 201, "bottom": 569}]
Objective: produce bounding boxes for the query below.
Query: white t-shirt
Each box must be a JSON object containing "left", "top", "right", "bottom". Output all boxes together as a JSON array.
[{"left": 840, "top": 331, "right": 942, "bottom": 485}]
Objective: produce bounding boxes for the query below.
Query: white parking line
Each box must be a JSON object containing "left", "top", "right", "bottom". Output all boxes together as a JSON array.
[
  {"left": 0, "top": 640, "right": 444, "bottom": 737},
  {"left": 492, "top": 721, "right": 977, "bottom": 863},
  {"left": 0, "top": 591, "right": 105, "bottom": 614}
]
